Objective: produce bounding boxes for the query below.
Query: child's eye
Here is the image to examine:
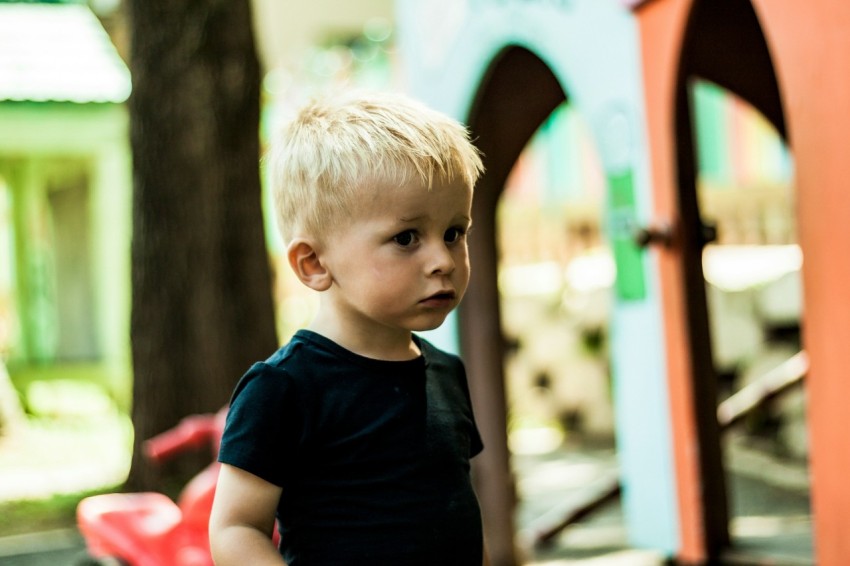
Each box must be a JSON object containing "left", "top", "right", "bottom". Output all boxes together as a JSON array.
[
  {"left": 393, "top": 230, "right": 418, "bottom": 247},
  {"left": 444, "top": 226, "right": 467, "bottom": 244}
]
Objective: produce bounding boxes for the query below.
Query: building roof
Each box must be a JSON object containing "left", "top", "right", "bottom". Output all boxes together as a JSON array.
[{"left": 0, "top": 3, "right": 130, "bottom": 103}]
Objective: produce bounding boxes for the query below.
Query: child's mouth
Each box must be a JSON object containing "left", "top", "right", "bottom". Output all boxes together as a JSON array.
[{"left": 420, "top": 291, "right": 455, "bottom": 306}]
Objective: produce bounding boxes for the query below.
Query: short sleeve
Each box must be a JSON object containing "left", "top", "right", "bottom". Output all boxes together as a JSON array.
[
  {"left": 459, "top": 362, "right": 484, "bottom": 459},
  {"left": 218, "top": 362, "right": 300, "bottom": 486}
]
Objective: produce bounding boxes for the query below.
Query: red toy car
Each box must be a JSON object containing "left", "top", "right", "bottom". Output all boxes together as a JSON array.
[{"left": 76, "top": 409, "right": 277, "bottom": 566}]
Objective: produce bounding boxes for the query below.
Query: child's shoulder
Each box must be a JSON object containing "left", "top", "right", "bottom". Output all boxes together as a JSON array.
[
  {"left": 229, "top": 335, "right": 321, "bottom": 408},
  {"left": 240, "top": 329, "right": 350, "bottom": 386},
  {"left": 262, "top": 333, "right": 305, "bottom": 368},
  {"left": 256, "top": 328, "right": 336, "bottom": 368},
  {"left": 234, "top": 333, "right": 314, "bottom": 389}
]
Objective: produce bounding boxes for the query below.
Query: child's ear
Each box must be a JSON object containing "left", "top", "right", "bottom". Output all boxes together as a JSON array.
[{"left": 287, "top": 239, "right": 332, "bottom": 291}]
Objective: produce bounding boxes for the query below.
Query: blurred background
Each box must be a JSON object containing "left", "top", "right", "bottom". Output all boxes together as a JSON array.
[{"left": 0, "top": 0, "right": 818, "bottom": 564}]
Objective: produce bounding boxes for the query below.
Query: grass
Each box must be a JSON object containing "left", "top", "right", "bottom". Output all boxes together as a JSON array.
[{"left": 0, "top": 485, "right": 120, "bottom": 536}]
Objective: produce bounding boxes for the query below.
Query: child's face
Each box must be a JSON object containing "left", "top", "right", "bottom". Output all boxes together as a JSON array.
[{"left": 320, "top": 177, "right": 473, "bottom": 341}]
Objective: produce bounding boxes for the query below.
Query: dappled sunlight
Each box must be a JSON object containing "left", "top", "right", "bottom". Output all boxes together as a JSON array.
[
  {"left": 527, "top": 548, "right": 665, "bottom": 566},
  {"left": 509, "top": 425, "right": 565, "bottom": 456},
  {"left": 731, "top": 514, "right": 811, "bottom": 539},
  {"left": 0, "top": 379, "right": 131, "bottom": 501},
  {"left": 25, "top": 379, "right": 116, "bottom": 419},
  {"left": 703, "top": 244, "right": 801, "bottom": 292},
  {"left": 0, "top": 415, "right": 131, "bottom": 501},
  {"left": 517, "top": 457, "right": 608, "bottom": 494},
  {"left": 564, "top": 253, "right": 616, "bottom": 294}
]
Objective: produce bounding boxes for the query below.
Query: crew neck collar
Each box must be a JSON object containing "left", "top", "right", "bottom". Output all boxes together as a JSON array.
[{"left": 294, "top": 329, "right": 428, "bottom": 372}]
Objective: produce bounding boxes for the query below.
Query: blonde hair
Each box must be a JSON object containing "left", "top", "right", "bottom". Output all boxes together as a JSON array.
[{"left": 267, "top": 90, "right": 484, "bottom": 242}]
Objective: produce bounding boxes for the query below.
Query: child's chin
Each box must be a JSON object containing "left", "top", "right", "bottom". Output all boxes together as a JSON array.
[{"left": 412, "top": 317, "right": 450, "bottom": 332}]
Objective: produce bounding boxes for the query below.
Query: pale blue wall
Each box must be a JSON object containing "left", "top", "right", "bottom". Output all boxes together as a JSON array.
[{"left": 397, "top": 0, "right": 678, "bottom": 554}]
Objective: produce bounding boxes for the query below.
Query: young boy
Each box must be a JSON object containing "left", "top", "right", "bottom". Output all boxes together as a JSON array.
[{"left": 209, "top": 90, "right": 486, "bottom": 565}]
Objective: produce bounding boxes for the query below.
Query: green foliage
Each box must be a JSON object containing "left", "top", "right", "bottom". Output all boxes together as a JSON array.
[
  {"left": 8, "top": 362, "right": 132, "bottom": 415},
  {"left": 580, "top": 325, "right": 606, "bottom": 355}
]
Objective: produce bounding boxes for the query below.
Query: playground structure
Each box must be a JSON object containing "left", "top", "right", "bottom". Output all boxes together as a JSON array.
[
  {"left": 398, "top": 0, "right": 850, "bottom": 564},
  {"left": 4, "top": 1, "right": 846, "bottom": 564}
]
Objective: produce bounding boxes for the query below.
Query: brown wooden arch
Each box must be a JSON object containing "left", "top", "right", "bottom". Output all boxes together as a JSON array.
[
  {"left": 682, "top": 0, "right": 786, "bottom": 138},
  {"left": 663, "top": 0, "right": 790, "bottom": 561},
  {"left": 459, "top": 45, "right": 565, "bottom": 566}
]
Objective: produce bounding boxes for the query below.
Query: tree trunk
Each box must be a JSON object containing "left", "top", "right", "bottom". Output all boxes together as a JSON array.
[{"left": 125, "top": 0, "right": 278, "bottom": 491}]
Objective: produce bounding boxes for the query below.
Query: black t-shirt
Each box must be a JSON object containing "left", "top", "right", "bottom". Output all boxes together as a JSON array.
[{"left": 218, "top": 330, "right": 484, "bottom": 565}]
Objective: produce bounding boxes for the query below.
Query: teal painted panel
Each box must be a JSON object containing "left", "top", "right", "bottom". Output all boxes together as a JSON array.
[{"left": 693, "top": 81, "right": 731, "bottom": 186}]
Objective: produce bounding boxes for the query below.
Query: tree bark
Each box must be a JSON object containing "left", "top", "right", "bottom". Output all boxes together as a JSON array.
[{"left": 125, "top": 0, "right": 278, "bottom": 491}]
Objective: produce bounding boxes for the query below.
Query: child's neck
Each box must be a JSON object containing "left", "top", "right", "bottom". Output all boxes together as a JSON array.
[{"left": 307, "top": 312, "right": 420, "bottom": 361}]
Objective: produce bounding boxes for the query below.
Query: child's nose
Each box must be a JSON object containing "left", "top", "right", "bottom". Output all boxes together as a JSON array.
[{"left": 428, "top": 242, "right": 455, "bottom": 275}]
